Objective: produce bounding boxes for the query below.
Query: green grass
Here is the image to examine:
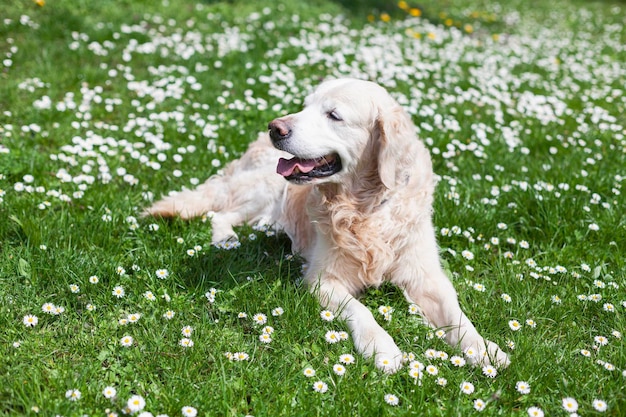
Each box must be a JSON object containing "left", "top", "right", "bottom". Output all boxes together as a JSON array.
[{"left": 1, "top": 0, "right": 625, "bottom": 415}]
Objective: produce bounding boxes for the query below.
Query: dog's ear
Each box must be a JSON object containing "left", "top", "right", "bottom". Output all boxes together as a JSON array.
[{"left": 376, "top": 106, "right": 416, "bottom": 189}]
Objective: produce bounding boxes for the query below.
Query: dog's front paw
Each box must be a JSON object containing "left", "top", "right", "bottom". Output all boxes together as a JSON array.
[
  {"left": 374, "top": 351, "right": 404, "bottom": 374},
  {"left": 464, "top": 340, "right": 510, "bottom": 369},
  {"left": 355, "top": 328, "right": 404, "bottom": 374},
  {"left": 211, "top": 234, "right": 241, "bottom": 249}
]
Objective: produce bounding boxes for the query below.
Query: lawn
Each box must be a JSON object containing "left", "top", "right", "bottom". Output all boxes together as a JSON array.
[{"left": 1, "top": 0, "right": 625, "bottom": 416}]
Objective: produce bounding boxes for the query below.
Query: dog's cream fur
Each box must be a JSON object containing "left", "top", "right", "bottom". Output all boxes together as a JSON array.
[{"left": 145, "top": 78, "right": 510, "bottom": 372}]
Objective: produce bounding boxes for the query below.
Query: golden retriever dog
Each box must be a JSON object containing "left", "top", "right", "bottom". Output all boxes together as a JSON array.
[{"left": 145, "top": 78, "right": 510, "bottom": 372}]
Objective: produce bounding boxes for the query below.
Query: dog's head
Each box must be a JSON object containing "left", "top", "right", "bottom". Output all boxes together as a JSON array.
[{"left": 268, "top": 78, "right": 417, "bottom": 188}]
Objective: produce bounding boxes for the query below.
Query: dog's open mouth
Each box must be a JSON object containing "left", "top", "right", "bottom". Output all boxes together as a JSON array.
[{"left": 276, "top": 153, "right": 342, "bottom": 182}]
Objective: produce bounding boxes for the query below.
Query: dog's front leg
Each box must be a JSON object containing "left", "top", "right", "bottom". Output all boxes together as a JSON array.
[
  {"left": 312, "top": 277, "right": 404, "bottom": 373},
  {"left": 392, "top": 233, "right": 510, "bottom": 369}
]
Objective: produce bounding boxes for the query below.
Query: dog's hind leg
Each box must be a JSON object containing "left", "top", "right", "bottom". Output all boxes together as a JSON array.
[{"left": 144, "top": 133, "right": 291, "bottom": 245}]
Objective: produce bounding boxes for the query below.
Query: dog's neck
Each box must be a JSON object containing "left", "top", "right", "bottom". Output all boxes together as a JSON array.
[{"left": 315, "top": 179, "right": 389, "bottom": 214}]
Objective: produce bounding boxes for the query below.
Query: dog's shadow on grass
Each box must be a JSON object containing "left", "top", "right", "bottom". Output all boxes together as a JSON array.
[{"left": 177, "top": 229, "right": 303, "bottom": 294}]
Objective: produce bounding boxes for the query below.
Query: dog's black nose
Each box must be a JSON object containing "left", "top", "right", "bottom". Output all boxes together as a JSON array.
[{"left": 268, "top": 119, "right": 292, "bottom": 143}]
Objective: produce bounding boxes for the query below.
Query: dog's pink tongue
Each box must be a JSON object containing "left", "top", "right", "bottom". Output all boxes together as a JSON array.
[{"left": 277, "top": 157, "right": 316, "bottom": 176}]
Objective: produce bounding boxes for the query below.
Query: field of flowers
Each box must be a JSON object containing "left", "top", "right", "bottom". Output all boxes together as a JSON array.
[{"left": 1, "top": 0, "right": 624, "bottom": 415}]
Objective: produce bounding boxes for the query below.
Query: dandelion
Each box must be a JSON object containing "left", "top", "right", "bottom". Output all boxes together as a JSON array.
[
  {"left": 384, "top": 394, "right": 399, "bottom": 406},
  {"left": 127, "top": 395, "right": 146, "bottom": 413},
  {"left": 516, "top": 381, "right": 531, "bottom": 394},
  {"left": 320, "top": 310, "right": 335, "bottom": 321},
  {"left": 120, "top": 335, "right": 133, "bottom": 347},
  {"left": 252, "top": 313, "right": 267, "bottom": 325},
  {"left": 460, "top": 381, "right": 475, "bottom": 395},
  {"left": 592, "top": 399, "right": 607, "bottom": 412},
  {"left": 303, "top": 367, "right": 316, "bottom": 377},
  {"left": 527, "top": 406, "right": 544, "bottom": 417},
  {"left": 23, "top": 314, "right": 38, "bottom": 327},
  {"left": 339, "top": 354, "right": 355, "bottom": 365},
  {"left": 312, "top": 380, "right": 328, "bottom": 393},
  {"left": 409, "top": 7, "right": 421, "bottom": 17},
  {"left": 155, "top": 269, "right": 169, "bottom": 279},
  {"left": 508, "top": 320, "right": 522, "bottom": 331},
  {"left": 271, "top": 307, "right": 284, "bottom": 316},
  {"left": 482, "top": 365, "right": 497, "bottom": 378},
  {"left": 112, "top": 285, "right": 125, "bottom": 298},
  {"left": 333, "top": 364, "right": 346, "bottom": 376},
  {"left": 65, "top": 389, "right": 81, "bottom": 401},
  {"left": 103, "top": 386, "right": 117, "bottom": 399},
  {"left": 562, "top": 397, "right": 579, "bottom": 413},
  {"left": 474, "top": 399, "right": 486, "bottom": 411},
  {"left": 181, "top": 406, "right": 198, "bottom": 417}
]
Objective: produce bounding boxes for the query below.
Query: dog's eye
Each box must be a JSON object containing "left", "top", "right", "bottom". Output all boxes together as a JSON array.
[{"left": 327, "top": 110, "right": 343, "bottom": 121}]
